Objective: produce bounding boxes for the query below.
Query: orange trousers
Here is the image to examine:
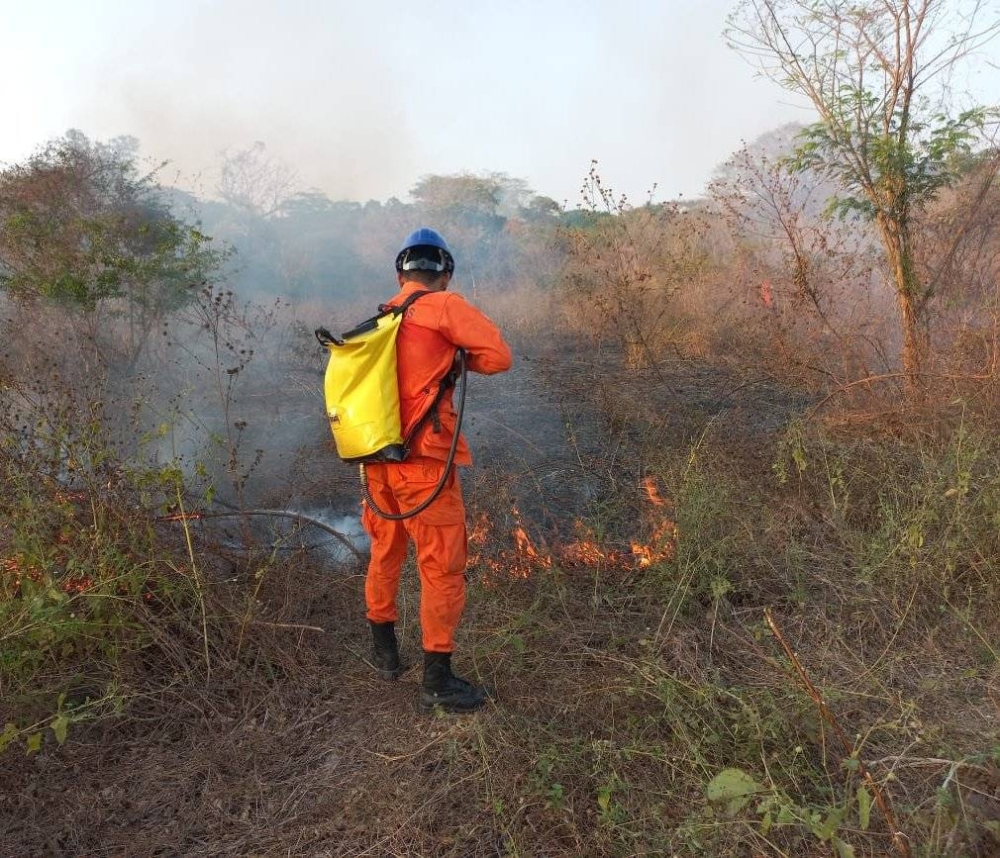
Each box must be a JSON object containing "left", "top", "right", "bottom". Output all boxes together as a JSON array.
[{"left": 361, "top": 458, "right": 467, "bottom": 653}]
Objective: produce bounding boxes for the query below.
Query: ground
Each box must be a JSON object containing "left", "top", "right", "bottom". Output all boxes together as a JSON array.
[{"left": 4, "top": 340, "right": 999, "bottom": 857}]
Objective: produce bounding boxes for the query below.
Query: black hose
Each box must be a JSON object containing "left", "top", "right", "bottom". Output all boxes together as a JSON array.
[{"left": 360, "top": 350, "right": 467, "bottom": 521}]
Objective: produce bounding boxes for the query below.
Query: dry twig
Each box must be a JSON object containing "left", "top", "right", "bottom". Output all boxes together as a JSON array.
[{"left": 764, "top": 607, "right": 912, "bottom": 858}]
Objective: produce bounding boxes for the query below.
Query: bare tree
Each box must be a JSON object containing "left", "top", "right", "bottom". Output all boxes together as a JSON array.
[
  {"left": 728, "top": 0, "right": 1000, "bottom": 398},
  {"left": 217, "top": 141, "right": 296, "bottom": 219}
]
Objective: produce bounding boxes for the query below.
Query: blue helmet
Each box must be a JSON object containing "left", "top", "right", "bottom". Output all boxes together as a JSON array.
[{"left": 395, "top": 227, "right": 455, "bottom": 274}]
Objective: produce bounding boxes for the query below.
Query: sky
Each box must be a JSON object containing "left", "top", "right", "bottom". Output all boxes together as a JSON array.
[{"left": 2, "top": 0, "right": 998, "bottom": 208}]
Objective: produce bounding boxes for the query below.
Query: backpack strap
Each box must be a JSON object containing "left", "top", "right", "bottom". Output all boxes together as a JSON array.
[
  {"left": 403, "top": 348, "right": 466, "bottom": 450},
  {"left": 381, "top": 289, "right": 431, "bottom": 316},
  {"left": 334, "top": 290, "right": 432, "bottom": 343}
]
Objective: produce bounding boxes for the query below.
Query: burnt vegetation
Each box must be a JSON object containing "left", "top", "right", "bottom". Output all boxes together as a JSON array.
[{"left": 3, "top": 22, "right": 1000, "bottom": 856}]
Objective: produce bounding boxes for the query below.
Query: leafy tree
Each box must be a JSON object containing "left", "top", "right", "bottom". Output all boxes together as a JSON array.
[
  {"left": 411, "top": 172, "right": 507, "bottom": 223},
  {"left": 0, "top": 130, "right": 222, "bottom": 366},
  {"left": 410, "top": 172, "right": 560, "bottom": 289},
  {"left": 520, "top": 194, "right": 562, "bottom": 223},
  {"left": 727, "top": 0, "right": 1000, "bottom": 396},
  {"left": 409, "top": 172, "right": 507, "bottom": 278}
]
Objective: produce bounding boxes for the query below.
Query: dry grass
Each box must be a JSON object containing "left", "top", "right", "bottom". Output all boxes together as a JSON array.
[
  {"left": 7, "top": 349, "right": 999, "bottom": 856},
  {"left": 4, "top": 275, "right": 1000, "bottom": 856}
]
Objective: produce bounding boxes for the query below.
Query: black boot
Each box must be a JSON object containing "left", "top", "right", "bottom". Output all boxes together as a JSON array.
[
  {"left": 369, "top": 621, "right": 403, "bottom": 680},
  {"left": 420, "top": 651, "right": 486, "bottom": 712}
]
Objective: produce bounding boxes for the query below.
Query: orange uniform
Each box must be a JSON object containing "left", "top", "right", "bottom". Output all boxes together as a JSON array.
[{"left": 363, "top": 282, "right": 512, "bottom": 652}]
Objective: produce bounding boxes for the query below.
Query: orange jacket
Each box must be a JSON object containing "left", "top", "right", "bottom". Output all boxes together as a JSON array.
[{"left": 386, "top": 281, "right": 512, "bottom": 465}]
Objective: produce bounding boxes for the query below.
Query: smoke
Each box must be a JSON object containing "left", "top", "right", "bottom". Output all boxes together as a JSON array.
[
  {"left": 299, "top": 511, "right": 369, "bottom": 566},
  {"left": 106, "top": 77, "right": 416, "bottom": 204},
  {"left": 72, "top": 1, "right": 420, "bottom": 204}
]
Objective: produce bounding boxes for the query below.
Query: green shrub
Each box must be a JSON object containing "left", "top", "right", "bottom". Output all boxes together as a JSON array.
[{"left": 0, "top": 420, "right": 201, "bottom": 754}]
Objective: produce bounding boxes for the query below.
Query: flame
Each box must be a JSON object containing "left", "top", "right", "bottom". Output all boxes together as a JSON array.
[
  {"left": 558, "top": 520, "right": 615, "bottom": 566},
  {"left": 469, "top": 500, "right": 681, "bottom": 577},
  {"left": 507, "top": 506, "right": 552, "bottom": 574},
  {"left": 471, "top": 504, "right": 681, "bottom": 580},
  {"left": 760, "top": 278, "right": 774, "bottom": 308},
  {"left": 630, "top": 518, "right": 678, "bottom": 568},
  {"left": 467, "top": 512, "right": 490, "bottom": 567},
  {"left": 631, "top": 542, "right": 655, "bottom": 568},
  {"left": 511, "top": 524, "right": 551, "bottom": 572},
  {"left": 53, "top": 491, "right": 86, "bottom": 504},
  {"left": 513, "top": 526, "right": 538, "bottom": 558},
  {"left": 468, "top": 508, "right": 552, "bottom": 579},
  {"left": 468, "top": 513, "right": 490, "bottom": 546},
  {"left": 642, "top": 476, "right": 665, "bottom": 507},
  {"left": 560, "top": 538, "right": 608, "bottom": 565}
]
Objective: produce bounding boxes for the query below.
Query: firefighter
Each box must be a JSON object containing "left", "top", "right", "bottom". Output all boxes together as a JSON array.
[{"left": 363, "top": 228, "right": 512, "bottom": 712}]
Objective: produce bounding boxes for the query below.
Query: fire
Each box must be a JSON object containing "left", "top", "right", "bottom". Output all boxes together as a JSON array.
[
  {"left": 630, "top": 518, "right": 678, "bottom": 568},
  {"left": 53, "top": 491, "right": 86, "bottom": 504},
  {"left": 467, "top": 512, "right": 490, "bottom": 567},
  {"left": 560, "top": 538, "right": 608, "bottom": 566},
  {"left": 759, "top": 278, "right": 774, "bottom": 308},
  {"left": 652, "top": 518, "right": 677, "bottom": 544},
  {"left": 513, "top": 525, "right": 539, "bottom": 559},
  {"left": 627, "top": 475, "right": 678, "bottom": 568},
  {"left": 470, "top": 507, "right": 553, "bottom": 580},
  {"left": 61, "top": 575, "right": 95, "bottom": 594},
  {"left": 558, "top": 520, "right": 616, "bottom": 566},
  {"left": 469, "top": 494, "right": 680, "bottom": 580},
  {"left": 631, "top": 542, "right": 654, "bottom": 568},
  {"left": 468, "top": 513, "right": 489, "bottom": 547},
  {"left": 642, "top": 476, "right": 666, "bottom": 506},
  {"left": 510, "top": 506, "right": 551, "bottom": 573}
]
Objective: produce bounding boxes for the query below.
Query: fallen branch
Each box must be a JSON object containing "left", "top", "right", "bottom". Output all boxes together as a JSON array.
[
  {"left": 160, "top": 509, "right": 365, "bottom": 564},
  {"left": 250, "top": 620, "right": 325, "bottom": 633},
  {"left": 805, "top": 373, "right": 908, "bottom": 420},
  {"left": 806, "top": 370, "right": 1000, "bottom": 421},
  {"left": 764, "top": 608, "right": 911, "bottom": 858}
]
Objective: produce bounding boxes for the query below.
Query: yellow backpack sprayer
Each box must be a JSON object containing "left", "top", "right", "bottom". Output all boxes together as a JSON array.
[{"left": 315, "top": 291, "right": 467, "bottom": 521}]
